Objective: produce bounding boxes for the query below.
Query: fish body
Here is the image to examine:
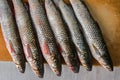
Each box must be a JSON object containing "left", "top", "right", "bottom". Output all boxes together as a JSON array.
[
  {"left": 12, "top": 0, "right": 44, "bottom": 77},
  {"left": 53, "top": 0, "right": 92, "bottom": 71},
  {"left": 28, "top": 0, "right": 61, "bottom": 76},
  {"left": 45, "top": 0, "right": 80, "bottom": 73},
  {"left": 0, "top": 0, "right": 26, "bottom": 73},
  {"left": 70, "top": 0, "right": 113, "bottom": 71}
]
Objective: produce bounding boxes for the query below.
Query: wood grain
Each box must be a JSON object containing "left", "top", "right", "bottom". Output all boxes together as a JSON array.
[{"left": 0, "top": 0, "right": 120, "bottom": 66}]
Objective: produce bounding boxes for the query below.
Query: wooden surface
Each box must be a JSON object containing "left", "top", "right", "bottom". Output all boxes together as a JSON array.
[{"left": 0, "top": 0, "right": 120, "bottom": 66}]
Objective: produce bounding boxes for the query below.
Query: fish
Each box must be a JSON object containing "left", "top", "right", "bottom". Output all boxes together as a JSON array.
[
  {"left": 70, "top": 0, "right": 113, "bottom": 71},
  {"left": 28, "top": 0, "right": 61, "bottom": 76},
  {"left": 53, "top": 0, "right": 92, "bottom": 71},
  {"left": 12, "top": 0, "right": 44, "bottom": 77},
  {"left": 45, "top": 0, "right": 80, "bottom": 73},
  {"left": 0, "top": 0, "right": 26, "bottom": 73}
]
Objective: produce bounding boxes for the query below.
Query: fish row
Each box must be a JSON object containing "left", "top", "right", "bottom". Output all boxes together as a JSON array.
[{"left": 0, "top": 0, "right": 113, "bottom": 78}]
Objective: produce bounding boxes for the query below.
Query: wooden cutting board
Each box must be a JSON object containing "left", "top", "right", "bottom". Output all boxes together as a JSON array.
[{"left": 0, "top": 0, "right": 120, "bottom": 66}]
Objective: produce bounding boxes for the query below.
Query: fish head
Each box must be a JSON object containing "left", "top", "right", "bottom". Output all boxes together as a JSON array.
[
  {"left": 92, "top": 44, "right": 113, "bottom": 71},
  {"left": 47, "top": 54, "right": 61, "bottom": 76}
]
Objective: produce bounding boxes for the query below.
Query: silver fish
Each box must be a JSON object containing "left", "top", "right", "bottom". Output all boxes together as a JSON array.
[
  {"left": 28, "top": 0, "right": 61, "bottom": 76},
  {"left": 70, "top": 0, "right": 113, "bottom": 71},
  {"left": 45, "top": 0, "right": 80, "bottom": 73},
  {"left": 12, "top": 0, "right": 44, "bottom": 77},
  {"left": 53, "top": 0, "right": 92, "bottom": 71},
  {"left": 0, "top": 0, "right": 26, "bottom": 73}
]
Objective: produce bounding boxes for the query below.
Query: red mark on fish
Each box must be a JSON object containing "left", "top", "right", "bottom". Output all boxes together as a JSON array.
[
  {"left": 8, "top": 41, "right": 15, "bottom": 56},
  {"left": 25, "top": 44, "right": 33, "bottom": 59},
  {"left": 42, "top": 42, "right": 50, "bottom": 55}
]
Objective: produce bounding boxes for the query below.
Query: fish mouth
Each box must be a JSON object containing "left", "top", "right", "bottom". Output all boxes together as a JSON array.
[
  {"left": 15, "top": 63, "right": 26, "bottom": 73},
  {"left": 32, "top": 68, "right": 44, "bottom": 78},
  {"left": 47, "top": 55, "right": 62, "bottom": 76},
  {"left": 54, "top": 70, "right": 61, "bottom": 76},
  {"left": 84, "top": 65, "right": 92, "bottom": 71},
  {"left": 98, "top": 57, "right": 113, "bottom": 71},
  {"left": 69, "top": 66, "right": 80, "bottom": 73},
  {"left": 86, "top": 67, "right": 92, "bottom": 71},
  {"left": 76, "top": 53, "right": 92, "bottom": 71},
  {"left": 63, "top": 56, "right": 80, "bottom": 73},
  {"left": 63, "top": 55, "right": 80, "bottom": 73},
  {"left": 80, "top": 59, "right": 92, "bottom": 71},
  {"left": 78, "top": 53, "right": 92, "bottom": 71},
  {"left": 49, "top": 63, "right": 61, "bottom": 76},
  {"left": 49, "top": 65, "right": 61, "bottom": 76},
  {"left": 30, "top": 63, "right": 44, "bottom": 78}
]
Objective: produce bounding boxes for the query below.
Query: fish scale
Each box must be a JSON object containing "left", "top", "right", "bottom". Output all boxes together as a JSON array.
[
  {"left": 12, "top": 0, "right": 44, "bottom": 77},
  {"left": 70, "top": 0, "right": 113, "bottom": 71},
  {"left": 28, "top": 0, "right": 61, "bottom": 76},
  {"left": 0, "top": 0, "right": 26, "bottom": 73},
  {"left": 53, "top": 0, "right": 92, "bottom": 71},
  {"left": 45, "top": 0, "right": 80, "bottom": 73}
]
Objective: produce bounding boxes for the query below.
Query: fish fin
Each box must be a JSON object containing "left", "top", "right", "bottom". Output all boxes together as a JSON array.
[
  {"left": 8, "top": 40, "right": 16, "bottom": 56},
  {"left": 25, "top": 44, "right": 33, "bottom": 59},
  {"left": 92, "top": 44, "right": 101, "bottom": 57}
]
